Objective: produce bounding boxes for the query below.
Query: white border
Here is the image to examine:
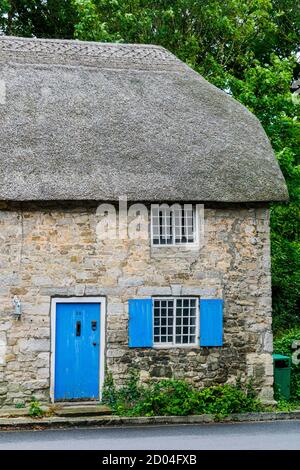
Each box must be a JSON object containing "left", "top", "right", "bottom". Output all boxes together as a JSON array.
[
  {"left": 152, "top": 296, "right": 200, "bottom": 348},
  {"left": 50, "top": 296, "right": 106, "bottom": 403}
]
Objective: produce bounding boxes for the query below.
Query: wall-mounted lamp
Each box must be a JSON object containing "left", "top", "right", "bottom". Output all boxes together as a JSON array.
[{"left": 12, "top": 296, "right": 21, "bottom": 319}]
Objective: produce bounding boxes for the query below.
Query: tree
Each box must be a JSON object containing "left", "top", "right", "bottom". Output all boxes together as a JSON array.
[
  {"left": 0, "top": 0, "right": 78, "bottom": 38},
  {"left": 73, "top": 1, "right": 300, "bottom": 76}
]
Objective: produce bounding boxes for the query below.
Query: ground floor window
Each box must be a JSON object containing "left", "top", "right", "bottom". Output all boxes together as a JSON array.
[{"left": 153, "top": 297, "right": 198, "bottom": 346}]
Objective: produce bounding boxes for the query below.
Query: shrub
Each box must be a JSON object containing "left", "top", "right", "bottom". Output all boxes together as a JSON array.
[
  {"left": 131, "top": 380, "right": 199, "bottom": 417},
  {"left": 102, "top": 372, "right": 263, "bottom": 417}
]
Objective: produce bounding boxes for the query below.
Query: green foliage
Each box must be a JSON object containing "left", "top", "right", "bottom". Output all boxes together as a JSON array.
[
  {"left": 28, "top": 396, "right": 44, "bottom": 417},
  {"left": 102, "top": 372, "right": 263, "bottom": 417},
  {"left": 102, "top": 370, "right": 118, "bottom": 406},
  {"left": 274, "top": 328, "right": 300, "bottom": 400},
  {"left": 14, "top": 402, "right": 25, "bottom": 409},
  {"left": 0, "top": 0, "right": 79, "bottom": 38},
  {"left": 275, "top": 398, "right": 300, "bottom": 411},
  {"left": 72, "top": 1, "right": 299, "bottom": 75},
  {"left": 272, "top": 233, "right": 300, "bottom": 330}
]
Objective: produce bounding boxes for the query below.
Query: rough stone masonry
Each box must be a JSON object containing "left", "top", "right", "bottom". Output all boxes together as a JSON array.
[{"left": 0, "top": 201, "right": 273, "bottom": 407}]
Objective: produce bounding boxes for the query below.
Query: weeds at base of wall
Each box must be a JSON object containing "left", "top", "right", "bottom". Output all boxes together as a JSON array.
[
  {"left": 273, "top": 399, "right": 300, "bottom": 412},
  {"left": 28, "top": 397, "right": 45, "bottom": 418},
  {"left": 101, "top": 370, "right": 264, "bottom": 418},
  {"left": 14, "top": 402, "right": 25, "bottom": 409}
]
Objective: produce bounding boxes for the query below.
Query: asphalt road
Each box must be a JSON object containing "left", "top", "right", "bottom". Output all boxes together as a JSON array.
[{"left": 0, "top": 420, "right": 299, "bottom": 450}]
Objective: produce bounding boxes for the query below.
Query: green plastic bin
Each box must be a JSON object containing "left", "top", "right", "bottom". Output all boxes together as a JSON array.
[{"left": 273, "top": 354, "right": 291, "bottom": 400}]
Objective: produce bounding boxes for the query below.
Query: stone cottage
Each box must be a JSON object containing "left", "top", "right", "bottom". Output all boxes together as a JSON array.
[{"left": 0, "top": 36, "right": 288, "bottom": 406}]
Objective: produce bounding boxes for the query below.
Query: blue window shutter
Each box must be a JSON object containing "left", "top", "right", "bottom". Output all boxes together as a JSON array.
[
  {"left": 128, "top": 299, "right": 153, "bottom": 348},
  {"left": 200, "top": 299, "right": 223, "bottom": 347}
]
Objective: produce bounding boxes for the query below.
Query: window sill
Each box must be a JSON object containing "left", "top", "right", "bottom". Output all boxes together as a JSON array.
[
  {"left": 153, "top": 344, "right": 199, "bottom": 350},
  {"left": 150, "top": 245, "right": 201, "bottom": 259},
  {"left": 151, "top": 243, "right": 200, "bottom": 250}
]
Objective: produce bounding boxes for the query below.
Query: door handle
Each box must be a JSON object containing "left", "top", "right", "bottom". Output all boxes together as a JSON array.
[{"left": 92, "top": 342, "right": 97, "bottom": 346}]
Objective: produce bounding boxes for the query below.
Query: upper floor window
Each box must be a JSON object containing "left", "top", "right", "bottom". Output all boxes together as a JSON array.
[{"left": 151, "top": 204, "right": 197, "bottom": 246}]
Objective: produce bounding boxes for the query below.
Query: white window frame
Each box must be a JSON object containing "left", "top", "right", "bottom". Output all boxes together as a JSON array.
[
  {"left": 150, "top": 204, "right": 199, "bottom": 248},
  {"left": 153, "top": 297, "right": 199, "bottom": 348}
]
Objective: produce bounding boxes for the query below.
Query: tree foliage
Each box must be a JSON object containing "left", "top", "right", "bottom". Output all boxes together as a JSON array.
[
  {"left": 274, "top": 328, "right": 300, "bottom": 399},
  {"left": 72, "top": 1, "right": 299, "bottom": 75},
  {"left": 0, "top": 1, "right": 78, "bottom": 38},
  {"left": 1, "top": 0, "right": 299, "bottom": 332}
]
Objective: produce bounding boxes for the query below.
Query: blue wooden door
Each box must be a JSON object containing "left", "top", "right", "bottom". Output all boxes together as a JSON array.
[{"left": 54, "top": 303, "right": 100, "bottom": 401}]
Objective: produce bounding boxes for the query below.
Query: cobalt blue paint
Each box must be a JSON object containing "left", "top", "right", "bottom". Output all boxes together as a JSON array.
[
  {"left": 128, "top": 299, "right": 153, "bottom": 348},
  {"left": 200, "top": 299, "right": 223, "bottom": 347},
  {"left": 54, "top": 303, "right": 100, "bottom": 400}
]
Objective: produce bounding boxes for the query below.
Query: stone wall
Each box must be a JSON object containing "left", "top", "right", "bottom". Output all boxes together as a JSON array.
[{"left": 0, "top": 202, "right": 273, "bottom": 406}]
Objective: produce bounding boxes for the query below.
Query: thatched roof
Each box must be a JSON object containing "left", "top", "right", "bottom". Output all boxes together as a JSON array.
[{"left": 0, "top": 36, "right": 288, "bottom": 202}]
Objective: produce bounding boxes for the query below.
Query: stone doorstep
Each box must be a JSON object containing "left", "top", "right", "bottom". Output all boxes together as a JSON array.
[
  {"left": 0, "top": 411, "right": 300, "bottom": 430},
  {"left": 58, "top": 401, "right": 101, "bottom": 407},
  {"left": 53, "top": 405, "right": 111, "bottom": 417}
]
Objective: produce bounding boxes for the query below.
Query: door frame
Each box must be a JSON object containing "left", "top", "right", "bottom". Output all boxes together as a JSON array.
[{"left": 50, "top": 296, "right": 106, "bottom": 403}]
